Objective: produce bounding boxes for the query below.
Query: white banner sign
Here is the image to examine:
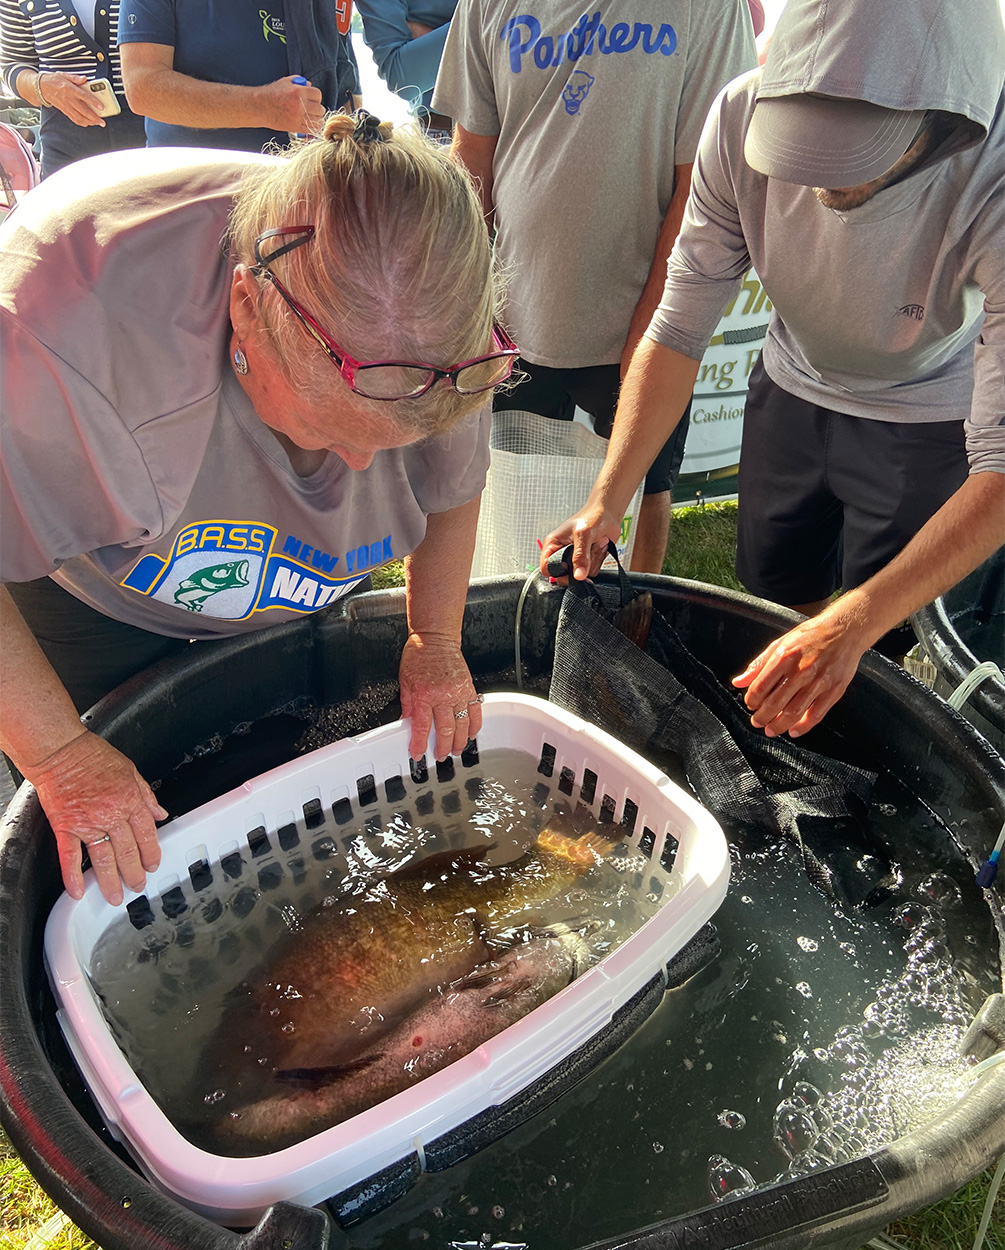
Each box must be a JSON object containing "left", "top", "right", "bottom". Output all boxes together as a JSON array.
[{"left": 677, "top": 270, "right": 771, "bottom": 482}]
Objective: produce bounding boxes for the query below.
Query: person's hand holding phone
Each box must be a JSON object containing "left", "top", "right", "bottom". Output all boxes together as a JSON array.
[
  {"left": 86, "top": 78, "right": 122, "bottom": 117},
  {"left": 36, "top": 72, "right": 110, "bottom": 126}
]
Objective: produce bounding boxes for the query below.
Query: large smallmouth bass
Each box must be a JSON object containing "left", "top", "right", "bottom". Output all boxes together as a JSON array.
[
  {"left": 214, "top": 925, "right": 590, "bottom": 1154},
  {"left": 193, "top": 825, "right": 612, "bottom": 1147}
]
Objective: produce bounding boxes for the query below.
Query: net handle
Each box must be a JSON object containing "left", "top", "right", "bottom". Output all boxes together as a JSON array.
[{"left": 547, "top": 541, "right": 637, "bottom": 610}]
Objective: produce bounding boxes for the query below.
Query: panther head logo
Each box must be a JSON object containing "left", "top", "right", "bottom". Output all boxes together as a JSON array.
[{"left": 562, "top": 71, "right": 595, "bottom": 116}]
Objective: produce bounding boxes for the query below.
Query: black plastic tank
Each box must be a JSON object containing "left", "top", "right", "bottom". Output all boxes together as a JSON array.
[
  {"left": 912, "top": 548, "right": 1005, "bottom": 754},
  {"left": 1, "top": 576, "right": 1003, "bottom": 1250}
]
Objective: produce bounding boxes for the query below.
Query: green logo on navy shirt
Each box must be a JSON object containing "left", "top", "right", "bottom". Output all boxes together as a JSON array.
[{"left": 259, "top": 8, "right": 286, "bottom": 42}]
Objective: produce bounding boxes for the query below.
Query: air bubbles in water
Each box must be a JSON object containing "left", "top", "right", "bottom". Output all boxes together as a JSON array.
[
  {"left": 773, "top": 1103, "right": 818, "bottom": 1158},
  {"left": 717, "top": 1109, "right": 746, "bottom": 1130},
  {"left": 893, "top": 901, "right": 929, "bottom": 930},
  {"left": 277, "top": 903, "right": 304, "bottom": 933},
  {"left": 203, "top": 1088, "right": 225, "bottom": 1106},
  {"left": 796, "top": 936, "right": 819, "bottom": 952},
  {"left": 917, "top": 872, "right": 962, "bottom": 910},
  {"left": 791, "top": 1082, "right": 823, "bottom": 1108},
  {"left": 707, "top": 1154, "right": 756, "bottom": 1201}
]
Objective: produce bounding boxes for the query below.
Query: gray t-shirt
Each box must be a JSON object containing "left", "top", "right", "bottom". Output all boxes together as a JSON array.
[
  {"left": 433, "top": 0, "right": 755, "bottom": 369},
  {"left": 0, "top": 148, "right": 490, "bottom": 638},
  {"left": 647, "top": 72, "right": 1005, "bottom": 473}
]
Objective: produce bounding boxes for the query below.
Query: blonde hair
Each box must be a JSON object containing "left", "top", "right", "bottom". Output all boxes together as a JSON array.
[{"left": 228, "top": 113, "right": 501, "bottom": 438}]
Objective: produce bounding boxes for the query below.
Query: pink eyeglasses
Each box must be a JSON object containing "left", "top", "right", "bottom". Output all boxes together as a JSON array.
[{"left": 251, "top": 226, "right": 519, "bottom": 401}]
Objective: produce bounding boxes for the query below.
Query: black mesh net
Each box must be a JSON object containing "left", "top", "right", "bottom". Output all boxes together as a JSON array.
[{"left": 547, "top": 551, "right": 892, "bottom": 909}]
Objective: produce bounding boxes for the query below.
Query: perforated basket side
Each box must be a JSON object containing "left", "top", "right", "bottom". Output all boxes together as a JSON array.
[{"left": 41, "top": 693, "right": 729, "bottom": 1224}]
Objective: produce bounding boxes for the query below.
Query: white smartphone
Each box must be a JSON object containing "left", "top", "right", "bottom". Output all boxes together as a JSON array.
[{"left": 87, "top": 78, "right": 121, "bottom": 117}]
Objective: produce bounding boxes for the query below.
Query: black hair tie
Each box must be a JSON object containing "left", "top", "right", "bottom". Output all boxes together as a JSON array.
[{"left": 352, "top": 109, "right": 386, "bottom": 143}]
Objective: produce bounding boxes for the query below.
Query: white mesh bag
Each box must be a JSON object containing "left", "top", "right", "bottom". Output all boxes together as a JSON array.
[{"left": 471, "top": 410, "right": 643, "bottom": 579}]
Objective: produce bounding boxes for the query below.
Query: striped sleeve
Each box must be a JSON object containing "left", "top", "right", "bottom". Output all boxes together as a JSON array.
[
  {"left": 1, "top": 0, "right": 130, "bottom": 100},
  {"left": 1, "top": 0, "right": 39, "bottom": 97}
]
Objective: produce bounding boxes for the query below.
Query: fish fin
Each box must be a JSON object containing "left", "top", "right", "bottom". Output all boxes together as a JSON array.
[
  {"left": 275, "top": 1057, "right": 383, "bottom": 1088},
  {"left": 611, "top": 590, "right": 653, "bottom": 650},
  {"left": 514, "top": 919, "right": 599, "bottom": 943},
  {"left": 482, "top": 975, "right": 534, "bottom": 1006},
  {"left": 535, "top": 827, "right": 614, "bottom": 867},
  {"left": 450, "top": 965, "right": 503, "bottom": 993},
  {"left": 389, "top": 843, "right": 497, "bottom": 882}
]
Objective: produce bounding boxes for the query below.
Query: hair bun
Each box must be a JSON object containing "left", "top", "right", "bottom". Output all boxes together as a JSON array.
[
  {"left": 322, "top": 111, "right": 395, "bottom": 144},
  {"left": 321, "top": 113, "right": 356, "bottom": 142}
]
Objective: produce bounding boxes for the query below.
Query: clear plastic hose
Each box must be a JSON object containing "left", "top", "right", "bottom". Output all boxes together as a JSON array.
[{"left": 948, "top": 661, "right": 1005, "bottom": 713}]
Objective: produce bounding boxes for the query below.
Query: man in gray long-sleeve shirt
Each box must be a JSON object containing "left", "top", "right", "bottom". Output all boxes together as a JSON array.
[{"left": 545, "top": 0, "right": 1004, "bottom": 739}]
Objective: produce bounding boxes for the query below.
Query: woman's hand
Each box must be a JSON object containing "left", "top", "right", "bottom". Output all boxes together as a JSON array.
[
  {"left": 38, "top": 72, "right": 108, "bottom": 126},
  {"left": 399, "top": 631, "right": 483, "bottom": 761},
  {"left": 732, "top": 599, "right": 871, "bottom": 738},
  {"left": 541, "top": 500, "right": 624, "bottom": 582},
  {"left": 25, "top": 730, "right": 167, "bottom": 906}
]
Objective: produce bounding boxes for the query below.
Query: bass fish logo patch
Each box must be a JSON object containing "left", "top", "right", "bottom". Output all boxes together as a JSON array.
[
  {"left": 120, "top": 520, "right": 394, "bottom": 621},
  {"left": 173, "top": 559, "right": 251, "bottom": 613}
]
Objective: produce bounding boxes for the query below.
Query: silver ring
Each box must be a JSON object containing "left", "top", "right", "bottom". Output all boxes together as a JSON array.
[
  {"left": 454, "top": 709, "right": 469, "bottom": 720},
  {"left": 469, "top": 694, "right": 485, "bottom": 704},
  {"left": 86, "top": 834, "right": 111, "bottom": 847}
]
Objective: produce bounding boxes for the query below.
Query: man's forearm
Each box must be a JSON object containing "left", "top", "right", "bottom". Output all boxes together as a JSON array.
[
  {"left": 124, "top": 66, "right": 273, "bottom": 130},
  {"left": 624, "top": 163, "right": 694, "bottom": 367},
  {"left": 834, "top": 471, "right": 1005, "bottom": 644},
  {"left": 449, "top": 126, "right": 496, "bottom": 224},
  {"left": 594, "top": 338, "right": 702, "bottom": 517}
]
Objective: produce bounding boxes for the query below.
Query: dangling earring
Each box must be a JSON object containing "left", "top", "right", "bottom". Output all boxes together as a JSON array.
[{"left": 233, "top": 345, "right": 249, "bottom": 375}]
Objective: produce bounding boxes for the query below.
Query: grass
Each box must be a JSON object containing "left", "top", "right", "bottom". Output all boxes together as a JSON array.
[
  {"left": 664, "top": 499, "right": 745, "bottom": 589},
  {"left": 2, "top": 501, "right": 1002, "bottom": 1249},
  {"left": 880, "top": 1169, "right": 1005, "bottom": 1250},
  {"left": 1, "top": 1134, "right": 96, "bottom": 1248},
  {"left": 369, "top": 498, "right": 747, "bottom": 594}
]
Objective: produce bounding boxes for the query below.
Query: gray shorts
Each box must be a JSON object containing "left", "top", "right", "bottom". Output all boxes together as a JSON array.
[{"left": 736, "top": 359, "right": 968, "bottom": 605}]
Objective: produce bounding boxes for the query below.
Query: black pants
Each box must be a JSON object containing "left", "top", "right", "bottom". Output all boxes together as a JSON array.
[
  {"left": 4, "top": 575, "right": 375, "bottom": 786},
  {"left": 6, "top": 573, "right": 375, "bottom": 714},
  {"left": 736, "top": 360, "right": 968, "bottom": 605},
  {"left": 6, "top": 578, "right": 192, "bottom": 715},
  {"left": 495, "top": 359, "right": 691, "bottom": 495},
  {"left": 3, "top": 578, "right": 190, "bottom": 787}
]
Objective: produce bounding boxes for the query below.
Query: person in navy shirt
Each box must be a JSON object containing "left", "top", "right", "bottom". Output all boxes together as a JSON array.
[{"left": 118, "top": 0, "right": 359, "bottom": 151}]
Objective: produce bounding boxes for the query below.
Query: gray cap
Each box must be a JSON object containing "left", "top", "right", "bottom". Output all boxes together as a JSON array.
[{"left": 744, "top": 94, "right": 928, "bottom": 188}]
